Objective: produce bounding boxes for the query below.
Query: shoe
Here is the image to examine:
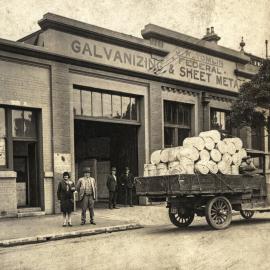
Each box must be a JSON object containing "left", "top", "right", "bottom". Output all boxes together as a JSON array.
[
  {"left": 130, "top": 205, "right": 134, "bottom": 207},
  {"left": 113, "top": 206, "right": 119, "bottom": 209},
  {"left": 90, "top": 221, "right": 96, "bottom": 225},
  {"left": 62, "top": 224, "right": 67, "bottom": 227},
  {"left": 81, "top": 221, "right": 85, "bottom": 225},
  {"left": 68, "top": 223, "right": 73, "bottom": 227},
  {"left": 109, "top": 206, "right": 113, "bottom": 209}
]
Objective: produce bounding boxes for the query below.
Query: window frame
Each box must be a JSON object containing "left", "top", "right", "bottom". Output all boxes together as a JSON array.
[
  {"left": 210, "top": 108, "right": 231, "bottom": 134},
  {"left": 164, "top": 101, "right": 192, "bottom": 148},
  {"left": 73, "top": 87, "right": 140, "bottom": 124}
]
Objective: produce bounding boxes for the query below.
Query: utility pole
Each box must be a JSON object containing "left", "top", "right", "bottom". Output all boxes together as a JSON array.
[{"left": 266, "top": 40, "right": 268, "bottom": 59}]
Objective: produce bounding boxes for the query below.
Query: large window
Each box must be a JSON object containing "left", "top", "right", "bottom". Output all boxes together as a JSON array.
[
  {"left": 0, "top": 108, "right": 37, "bottom": 168},
  {"left": 73, "top": 88, "right": 138, "bottom": 121},
  {"left": 164, "top": 101, "right": 192, "bottom": 147},
  {"left": 210, "top": 109, "right": 231, "bottom": 134}
]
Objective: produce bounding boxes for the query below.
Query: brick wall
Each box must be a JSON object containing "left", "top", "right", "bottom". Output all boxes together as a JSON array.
[
  {"left": 0, "top": 54, "right": 52, "bottom": 215},
  {"left": 44, "top": 177, "right": 54, "bottom": 214},
  {"left": 51, "top": 63, "right": 72, "bottom": 213},
  {"left": 0, "top": 171, "right": 17, "bottom": 217},
  {"left": 149, "top": 82, "right": 163, "bottom": 153}
]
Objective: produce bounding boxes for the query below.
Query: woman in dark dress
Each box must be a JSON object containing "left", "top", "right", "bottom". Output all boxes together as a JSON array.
[{"left": 57, "top": 172, "right": 76, "bottom": 227}]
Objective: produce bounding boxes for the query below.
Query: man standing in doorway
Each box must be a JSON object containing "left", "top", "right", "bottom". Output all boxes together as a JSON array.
[
  {"left": 120, "top": 167, "right": 135, "bottom": 207},
  {"left": 106, "top": 167, "right": 119, "bottom": 209},
  {"left": 76, "top": 167, "right": 97, "bottom": 225}
]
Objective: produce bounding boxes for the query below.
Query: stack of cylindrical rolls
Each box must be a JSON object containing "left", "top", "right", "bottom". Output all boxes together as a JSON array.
[{"left": 144, "top": 130, "right": 247, "bottom": 176}]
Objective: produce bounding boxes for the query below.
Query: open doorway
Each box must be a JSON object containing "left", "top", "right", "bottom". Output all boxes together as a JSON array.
[
  {"left": 13, "top": 141, "right": 39, "bottom": 208},
  {"left": 74, "top": 120, "right": 138, "bottom": 202}
]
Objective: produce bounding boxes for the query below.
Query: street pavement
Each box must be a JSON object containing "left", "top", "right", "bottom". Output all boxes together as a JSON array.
[
  {"left": 1, "top": 204, "right": 270, "bottom": 269},
  {"left": 0, "top": 202, "right": 147, "bottom": 246}
]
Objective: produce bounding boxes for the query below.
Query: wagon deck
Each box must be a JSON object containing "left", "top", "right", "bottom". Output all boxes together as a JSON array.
[{"left": 135, "top": 174, "right": 267, "bottom": 197}]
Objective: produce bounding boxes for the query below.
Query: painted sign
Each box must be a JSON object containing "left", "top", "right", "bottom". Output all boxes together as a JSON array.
[{"left": 46, "top": 30, "right": 244, "bottom": 92}]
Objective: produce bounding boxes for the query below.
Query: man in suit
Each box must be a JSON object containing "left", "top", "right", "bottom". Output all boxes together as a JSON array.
[
  {"left": 76, "top": 167, "right": 97, "bottom": 225},
  {"left": 106, "top": 167, "right": 119, "bottom": 209},
  {"left": 120, "top": 167, "right": 135, "bottom": 207}
]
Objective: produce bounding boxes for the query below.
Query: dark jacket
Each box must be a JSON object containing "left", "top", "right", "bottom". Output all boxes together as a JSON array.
[
  {"left": 106, "top": 175, "right": 118, "bottom": 192},
  {"left": 57, "top": 180, "right": 75, "bottom": 201},
  {"left": 120, "top": 173, "right": 135, "bottom": 189}
]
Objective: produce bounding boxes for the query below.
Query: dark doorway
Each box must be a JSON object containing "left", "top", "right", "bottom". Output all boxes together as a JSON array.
[
  {"left": 74, "top": 120, "right": 138, "bottom": 203},
  {"left": 13, "top": 141, "right": 39, "bottom": 207}
]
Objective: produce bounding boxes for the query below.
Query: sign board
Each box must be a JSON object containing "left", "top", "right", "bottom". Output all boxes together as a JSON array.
[{"left": 46, "top": 30, "right": 244, "bottom": 92}]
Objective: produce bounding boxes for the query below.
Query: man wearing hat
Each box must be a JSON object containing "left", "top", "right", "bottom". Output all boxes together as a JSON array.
[
  {"left": 240, "top": 156, "right": 257, "bottom": 175},
  {"left": 76, "top": 167, "right": 97, "bottom": 225},
  {"left": 106, "top": 167, "right": 119, "bottom": 209},
  {"left": 120, "top": 166, "right": 135, "bottom": 207}
]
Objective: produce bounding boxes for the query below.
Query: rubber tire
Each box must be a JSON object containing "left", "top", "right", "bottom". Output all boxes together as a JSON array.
[
  {"left": 205, "top": 196, "right": 232, "bottom": 230},
  {"left": 240, "top": 210, "right": 255, "bottom": 219},
  {"left": 168, "top": 207, "right": 194, "bottom": 228}
]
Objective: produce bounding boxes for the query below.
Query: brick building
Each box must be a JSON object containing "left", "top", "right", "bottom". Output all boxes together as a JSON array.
[{"left": 0, "top": 13, "right": 266, "bottom": 216}]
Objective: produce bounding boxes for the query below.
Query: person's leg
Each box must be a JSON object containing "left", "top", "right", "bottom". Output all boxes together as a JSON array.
[
  {"left": 62, "top": 213, "right": 67, "bottom": 226},
  {"left": 124, "top": 188, "right": 128, "bottom": 206},
  {"left": 81, "top": 195, "right": 87, "bottom": 224},
  {"left": 89, "top": 196, "right": 95, "bottom": 224},
  {"left": 129, "top": 188, "right": 133, "bottom": 206},
  {"left": 109, "top": 191, "right": 113, "bottom": 209},
  {"left": 113, "top": 191, "right": 119, "bottom": 208},
  {"left": 67, "top": 213, "right": 72, "bottom": 226}
]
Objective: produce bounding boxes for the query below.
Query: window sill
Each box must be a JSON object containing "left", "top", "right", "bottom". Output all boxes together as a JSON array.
[{"left": 0, "top": 170, "right": 17, "bottom": 178}]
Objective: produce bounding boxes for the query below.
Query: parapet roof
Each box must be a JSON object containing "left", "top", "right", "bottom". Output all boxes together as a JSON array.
[{"left": 19, "top": 13, "right": 250, "bottom": 64}]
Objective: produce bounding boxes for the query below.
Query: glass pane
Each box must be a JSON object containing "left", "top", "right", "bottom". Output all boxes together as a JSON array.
[
  {"left": 178, "top": 128, "right": 190, "bottom": 146},
  {"left": 73, "top": 90, "right": 81, "bottom": 115},
  {"left": 102, "top": 93, "right": 112, "bottom": 117},
  {"left": 164, "top": 127, "right": 174, "bottom": 147},
  {"left": 12, "top": 110, "right": 24, "bottom": 137},
  {"left": 130, "top": 97, "right": 137, "bottom": 120},
  {"left": 0, "top": 138, "right": 6, "bottom": 166},
  {"left": 164, "top": 102, "right": 170, "bottom": 123},
  {"left": 81, "top": 91, "right": 92, "bottom": 116},
  {"left": 112, "top": 95, "right": 121, "bottom": 118},
  {"left": 225, "top": 113, "right": 231, "bottom": 132},
  {"left": 24, "top": 111, "right": 36, "bottom": 137},
  {"left": 183, "top": 106, "right": 191, "bottom": 126},
  {"left": 122, "top": 96, "right": 131, "bottom": 119},
  {"left": 92, "top": 92, "right": 102, "bottom": 117},
  {"left": 220, "top": 112, "right": 225, "bottom": 130},
  {"left": 0, "top": 108, "right": 6, "bottom": 137},
  {"left": 178, "top": 105, "right": 184, "bottom": 125}
]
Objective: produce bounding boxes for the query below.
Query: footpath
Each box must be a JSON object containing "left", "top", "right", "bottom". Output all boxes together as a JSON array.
[{"left": 0, "top": 203, "right": 167, "bottom": 247}]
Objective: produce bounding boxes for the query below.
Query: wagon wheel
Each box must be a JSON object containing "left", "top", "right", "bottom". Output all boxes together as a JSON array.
[
  {"left": 205, "top": 196, "right": 232, "bottom": 230},
  {"left": 240, "top": 210, "right": 255, "bottom": 219},
  {"left": 168, "top": 207, "right": 194, "bottom": 228}
]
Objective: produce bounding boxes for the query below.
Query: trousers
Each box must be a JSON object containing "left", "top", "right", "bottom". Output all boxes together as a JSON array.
[
  {"left": 81, "top": 194, "right": 95, "bottom": 222},
  {"left": 108, "top": 191, "right": 117, "bottom": 208},
  {"left": 125, "top": 188, "right": 133, "bottom": 206}
]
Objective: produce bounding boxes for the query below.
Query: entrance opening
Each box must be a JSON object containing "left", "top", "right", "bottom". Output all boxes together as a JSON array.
[
  {"left": 74, "top": 120, "right": 138, "bottom": 203},
  {"left": 13, "top": 141, "right": 39, "bottom": 208}
]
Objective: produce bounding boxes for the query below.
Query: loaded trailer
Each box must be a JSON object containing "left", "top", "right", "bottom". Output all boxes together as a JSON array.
[{"left": 136, "top": 150, "right": 270, "bottom": 230}]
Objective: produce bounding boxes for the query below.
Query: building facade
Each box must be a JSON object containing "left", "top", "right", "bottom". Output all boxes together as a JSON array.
[{"left": 0, "top": 13, "right": 266, "bottom": 216}]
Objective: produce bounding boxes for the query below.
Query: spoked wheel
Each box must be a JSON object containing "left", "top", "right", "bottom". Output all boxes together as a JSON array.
[
  {"left": 205, "top": 196, "right": 232, "bottom": 230},
  {"left": 168, "top": 207, "right": 195, "bottom": 228},
  {"left": 240, "top": 210, "right": 255, "bottom": 219}
]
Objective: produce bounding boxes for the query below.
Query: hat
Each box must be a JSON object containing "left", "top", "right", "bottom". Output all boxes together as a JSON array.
[
  {"left": 63, "top": 171, "right": 70, "bottom": 178},
  {"left": 83, "top": 167, "right": 91, "bottom": 173},
  {"left": 242, "top": 156, "right": 251, "bottom": 161},
  {"left": 111, "top": 167, "right": 117, "bottom": 171}
]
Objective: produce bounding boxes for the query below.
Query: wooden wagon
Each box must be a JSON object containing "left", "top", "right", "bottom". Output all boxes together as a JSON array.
[{"left": 135, "top": 150, "right": 270, "bottom": 230}]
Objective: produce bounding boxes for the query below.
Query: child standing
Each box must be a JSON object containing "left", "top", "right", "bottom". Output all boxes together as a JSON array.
[{"left": 57, "top": 172, "right": 76, "bottom": 226}]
